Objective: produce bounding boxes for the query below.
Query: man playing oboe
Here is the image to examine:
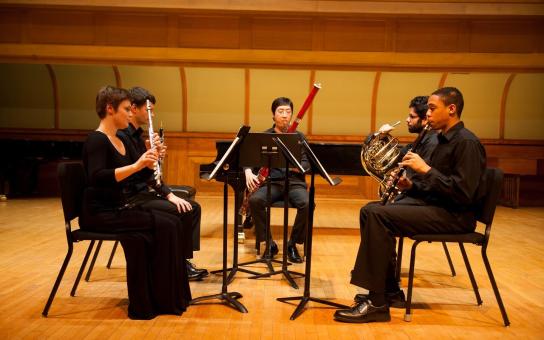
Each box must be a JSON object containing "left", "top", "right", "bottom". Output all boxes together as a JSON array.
[
  {"left": 118, "top": 86, "right": 208, "bottom": 280},
  {"left": 335, "top": 87, "right": 486, "bottom": 323}
]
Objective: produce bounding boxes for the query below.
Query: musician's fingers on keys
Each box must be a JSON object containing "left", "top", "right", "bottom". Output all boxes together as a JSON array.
[
  {"left": 400, "top": 152, "right": 430, "bottom": 174},
  {"left": 397, "top": 176, "right": 412, "bottom": 190}
]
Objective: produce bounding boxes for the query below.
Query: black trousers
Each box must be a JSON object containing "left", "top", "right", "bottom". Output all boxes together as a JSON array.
[
  {"left": 248, "top": 180, "right": 308, "bottom": 245},
  {"left": 351, "top": 200, "right": 476, "bottom": 292},
  {"left": 129, "top": 191, "right": 202, "bottom": 258}
]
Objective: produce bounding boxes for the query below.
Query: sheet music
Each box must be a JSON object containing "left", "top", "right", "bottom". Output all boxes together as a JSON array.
[
  {"left": 301, "top": 139, "right": 337, "bottom": 186},
  {"left": 208, "top": 136, "right": 240, "bottom": 181}
]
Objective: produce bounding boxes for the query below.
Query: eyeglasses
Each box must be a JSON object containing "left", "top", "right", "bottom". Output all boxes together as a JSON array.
[{"left": 276, "top": 109, "right": 292, "bottom": 115}]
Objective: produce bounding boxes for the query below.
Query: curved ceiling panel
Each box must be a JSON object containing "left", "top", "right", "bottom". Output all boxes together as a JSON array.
[
  {"left": 444, "top": 73, "right": 509, "bottom": 139},
  {"left": 249, "top": 69, "right": 311, "bottom": 134},
  {"left": 54, "top": 64, "right": 116, "bottom": 130},
  {"left": 185, "top": 67, "right": 244, "bottom": 133},
  {"left": 0, "top": 63, "right": 54, "bottom": 128},
  {"left": 505, "top": 73, "right": 544, "bottom": 140},
  {"left": 313, "top": 70, "right": 374, "bottom": 136},
  {"left": 118, "top": 65, "right": 183, "bottom": 131},
  {"left": 377, "top": 72, "right": 442, "bottom": 137}
]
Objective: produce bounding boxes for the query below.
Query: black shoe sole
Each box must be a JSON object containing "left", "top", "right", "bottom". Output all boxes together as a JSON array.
[{"left": 334, "top": 312, "right": 391, "bottom": 323}]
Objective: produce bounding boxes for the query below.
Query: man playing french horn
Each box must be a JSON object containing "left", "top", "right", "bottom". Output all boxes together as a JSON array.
[{"left": 335, "top": 87, "right": 486, "bottom": 323}]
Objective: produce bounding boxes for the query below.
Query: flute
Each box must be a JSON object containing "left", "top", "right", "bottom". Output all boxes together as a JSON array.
[{"left": 146, "top": 99, "right": 162, "bottom": 186}]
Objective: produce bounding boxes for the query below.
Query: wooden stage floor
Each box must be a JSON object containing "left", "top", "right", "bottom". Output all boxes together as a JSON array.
[{"left": 0, "top": 195, "right": 543, "bottom": 339}]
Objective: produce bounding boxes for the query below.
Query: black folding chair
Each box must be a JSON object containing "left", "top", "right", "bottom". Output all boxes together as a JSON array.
[
  {"left": 403, "top": 168, "right": 510, "bottom": 326},
  {"left": 42, "top": 162, "right": 126, "bottom": 317}
]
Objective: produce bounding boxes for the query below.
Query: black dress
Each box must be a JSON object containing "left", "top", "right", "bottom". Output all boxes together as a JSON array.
[{"left": 79, "top": 131, "right": 191, "bottom": 320}]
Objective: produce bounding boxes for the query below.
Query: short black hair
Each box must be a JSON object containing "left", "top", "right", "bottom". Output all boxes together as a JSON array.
[
  {"left": 271, "top": 97, "right": 293, "bottom": 114},
  {"left": 432, "top": 87, "right": 464, "bottom": 117},
  {"left": 409, "top": 96, "right": 429, "bottom": 120},
  {"left": 129, "top": 86, "right": 156, "bottom": 107},
  {"left": 95, "top": 85, "right": 130, "bottom": 119}
]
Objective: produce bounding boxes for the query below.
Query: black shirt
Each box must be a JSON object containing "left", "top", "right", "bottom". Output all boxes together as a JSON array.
[
  {"left": 82, "top": 131, "right": 132, "bottom": 214},
  {"left": 407, "top": 121, "right": 486, "bottom": 212},
  {"left": 246, "top": 126, "right": 310, "bottom": 183}
]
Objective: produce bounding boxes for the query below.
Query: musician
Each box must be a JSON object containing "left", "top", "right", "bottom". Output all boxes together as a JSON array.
[
  {"left": 245, "top": 97, "right": 310, "bottom": 263},
  {"left": 382, "top": 95, "right": 438, "bottom": 182},
  {"left": 80, "top": 85, "right": 191, "bottom": 319},
  {"left": 335, "top": 87, "right": 486, "bottom": 323},
  {"left": 117, "top": 86, "right": 208, "bottom": 280}
]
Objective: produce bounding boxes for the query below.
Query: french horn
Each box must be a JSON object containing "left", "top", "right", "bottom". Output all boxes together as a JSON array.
[{"left": 360, "top": 121, "right": 402, "bottom": 197}]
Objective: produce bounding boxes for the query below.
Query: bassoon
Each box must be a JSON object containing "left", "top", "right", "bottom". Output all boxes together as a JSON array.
[{"left": 239, "top": 83, "right": 321, "bottom": 215}]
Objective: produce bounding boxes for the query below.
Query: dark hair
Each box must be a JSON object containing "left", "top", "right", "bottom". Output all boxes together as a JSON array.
[
  {"left": 432, "top": 87, "right": 464, "bottom": 117},
  {"left": 95, "top": 85, "right": 130, "bottom": 119},
  {"left": 129, "top": 86, "right": 156, "bottom": 107},
  {"left": 409, "top": 96, "right": 429, "bottom": 119},
  {"left": 271, "top": 97, "right": 293, "bottom": 114}
]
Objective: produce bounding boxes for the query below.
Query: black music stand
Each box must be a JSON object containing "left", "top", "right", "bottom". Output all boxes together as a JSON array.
[
  {"left": 277, "top": 137, "right": 350, "bottom": 319},
  {"left": 230, "top": 133, "right": 305, "bottom": 288},
  {"left": 190, "top": 125, "right": 250, "bottom": 313}
]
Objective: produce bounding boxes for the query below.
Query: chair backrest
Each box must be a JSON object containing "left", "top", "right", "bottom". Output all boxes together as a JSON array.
[
  {"left": 476, "top": 168, "right": 504, "bottom": 226},
  {"left": 57, "top": 162, "right": 86, "bottom": 222}
]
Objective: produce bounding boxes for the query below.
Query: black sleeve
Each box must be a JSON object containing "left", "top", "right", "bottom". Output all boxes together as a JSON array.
[
  {"left": 411, "top": 139, "right": 485, "bottom": 206},
  {"left": 84, "top": 133, "right": 117, "bottom": 186}
]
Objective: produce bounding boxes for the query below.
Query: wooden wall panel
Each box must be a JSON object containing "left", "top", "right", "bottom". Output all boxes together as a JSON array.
[
  {"left": 0, "top": 9, "right": 23, "bottom": 43},
  {"left": 322, "top": 19, "right": 388, "bottom": 52},
  {"left": 395, "top": 20, "right": 461, "bottom": 52},
  {"left": 101, "top": 13, "right": 169, "bottom": 47},
  {"left": 28, "top": 10, "right": 95, "bottom": 45},
  {"left": 251, "top": 17, "right": 314, "bottom": 50},
  {"left": 178, "top": 15, "right": 241, "bottom": 49},
  {"left": 470, "top": 20, "right": 541, "bottom": 53}
]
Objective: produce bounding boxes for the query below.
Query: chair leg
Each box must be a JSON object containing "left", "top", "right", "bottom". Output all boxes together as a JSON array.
[
  {"left": 396, "top": 237, "right": 404, "bottom": 283},
  {"left": 442, "top": 242, "right": 456, "bottom": 277},
  {"left": 71, "top": 240, "right": 95, "bottom": 297},
  {"left": 458, "top": 243, "right": 482, "bottom": 305},
  {"left": 404, "top": 240, "right": 422, "bottom": 322},
  {"left": 42, "top": 243, "right": 74, "bottom": 317},
  {"left": 106, "top": 240, "right": 119, "bottom": 269},
  {"left": 482, "top": 247, "right": 511, "bottom": 327},
  {"left": 85, "top": 240, "right": 102, "bottom": 281}
]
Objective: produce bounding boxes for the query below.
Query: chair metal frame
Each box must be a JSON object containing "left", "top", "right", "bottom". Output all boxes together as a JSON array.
[
  {"left": 403, "top": 168, "right": 510, "bottom": 327},
  {"left": 42, "top": 162, "right": 126, "bottom": 317}
]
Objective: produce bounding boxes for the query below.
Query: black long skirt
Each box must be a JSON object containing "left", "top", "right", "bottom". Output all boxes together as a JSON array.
[{"left": 80, "top": 208, "right": 191, "bottom": 319}]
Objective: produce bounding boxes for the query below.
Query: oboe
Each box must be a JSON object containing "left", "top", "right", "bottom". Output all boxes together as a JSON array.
[
  {"left": 146, "top": 99, "right": 162, "bottom": 186},
  {"left": 380, "top": 123, "right": 431, "bottom": 205}
]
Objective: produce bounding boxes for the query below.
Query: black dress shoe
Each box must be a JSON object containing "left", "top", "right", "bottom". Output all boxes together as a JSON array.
[
  {"left": 334, "top": 299, "right": 390, "bottom": 323},
  {"left": 262, "top": 241, "right": 279, "bottom": 259},
  {"left": 287, "top": 244, "right": 303, "bottom": 263},
  {"left": 186, "top": 260, "right": 208, "bottom": 281},
  {"left": 355, "top": 290, "right": 406, "bottom": 308}
]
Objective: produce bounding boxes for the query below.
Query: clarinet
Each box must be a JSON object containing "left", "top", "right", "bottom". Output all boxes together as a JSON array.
[
  {"left": 239, "top": 83, "right": 321, "bottom": 216},
  {"left": 146, "top": 99, "right": 162, "bottom": 186},
  {"left": 380, "top": 123, "right": 431, "bottom": 205}
]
